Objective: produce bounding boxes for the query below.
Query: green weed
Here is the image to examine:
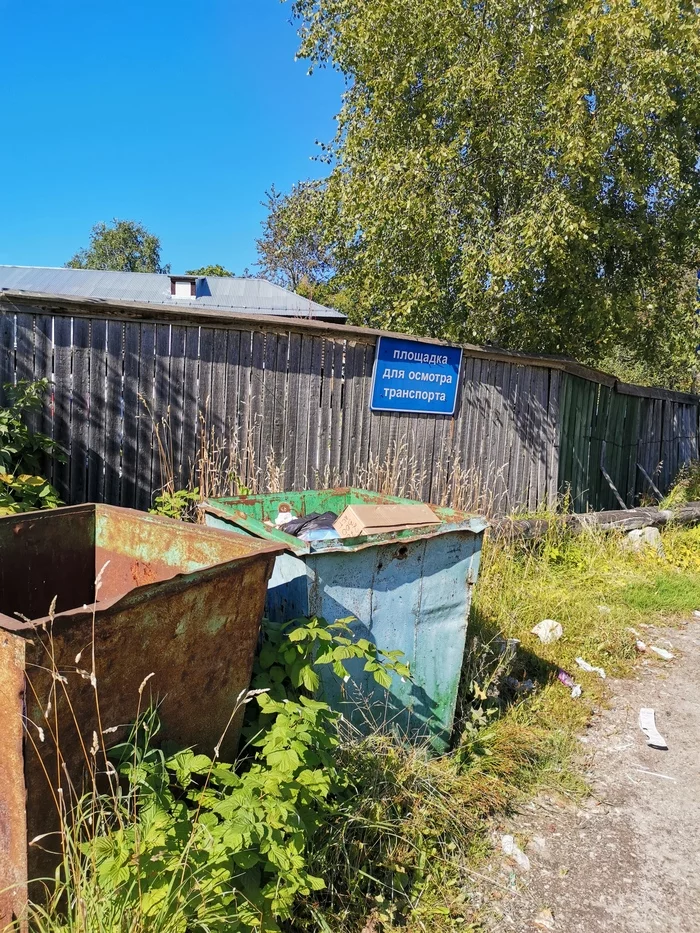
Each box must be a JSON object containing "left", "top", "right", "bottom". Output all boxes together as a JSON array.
[{"left": 0, "top": 379, "right": 64, "bottom": 515}]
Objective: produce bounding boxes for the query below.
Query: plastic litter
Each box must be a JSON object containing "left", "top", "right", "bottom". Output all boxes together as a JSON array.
[
  {"left": 634, "top": 768, "right": 676, "bottom": 781},
  {"left": 283, "top": 511, "right": 339, "bottom": 538},
  {"left": 635, "top": 640, "right": 647, "bottom": 652},
  {"left": 531, "top": 619, "right": 563, "bottom": 644},
  {"left": 639, "top": 708, "right": 668, "bottom": 750},
  {"left": 501, "top": 834, "right": 530, "bottom": 871},
  {"left": 649, "top": 645, "right": 674, "bottom": 661},
  {"left": 505, "top": 676, "right": 536, "bottom": 695},
  {"left": 575, "top": 656, "right": 606, "bottom": 679},
  {"left": 557, "top": 669, "right": 581, "bottom": 698}
]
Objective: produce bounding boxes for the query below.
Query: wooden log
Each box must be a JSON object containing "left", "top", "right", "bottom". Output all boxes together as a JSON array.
[{"left": 490, "top": 501, "right": 700, "bottom": 541}]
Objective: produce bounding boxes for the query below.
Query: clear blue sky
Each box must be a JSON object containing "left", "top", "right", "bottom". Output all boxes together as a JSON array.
[{"left": 0, "top": 0, "right": 342, "bottom": 274}]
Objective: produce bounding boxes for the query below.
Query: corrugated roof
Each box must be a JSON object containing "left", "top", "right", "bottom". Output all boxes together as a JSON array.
[{"left": 0, "top": 265, "right": 346, "bottom": 322}]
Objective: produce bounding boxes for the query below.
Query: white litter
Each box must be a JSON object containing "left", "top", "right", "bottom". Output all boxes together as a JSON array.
[
  {"left": 693, "top": 610, "right": 700, "bottom": 619},
  {"left": 635, "top": 640, "right": 647, "bottom": 652},
  {"left": 598, "top": 605, "right": 611, "bottom": 614},
  {"left": 575, "top": 656, "right": 606, "bottom": 679},
  {"left": 531, "top": 619, "right": 563, "bottom": 644},
  {"left": 639, "top": 708, "right": 668, "bottom": 750},
  {"left": 649, "top": 645, "right": 674, "bottom": 660},
  {"left": 634, "top": 768, "right": 676, "bottom": 782},
  {"left": 501, "top": 834, "right": 530, "bottom": 871},
  {"left": 571, "top": 685, "right": 582, "bottom": 699}
]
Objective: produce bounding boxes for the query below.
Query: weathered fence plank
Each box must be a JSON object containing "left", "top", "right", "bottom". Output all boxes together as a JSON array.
[{"left": 1, "top": 296, "right": 698, "bottom": 516}]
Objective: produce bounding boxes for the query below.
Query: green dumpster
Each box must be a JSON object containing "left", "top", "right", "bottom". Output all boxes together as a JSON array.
[{"left": 202, "top": 489, "right": 487, "bottom": 751}]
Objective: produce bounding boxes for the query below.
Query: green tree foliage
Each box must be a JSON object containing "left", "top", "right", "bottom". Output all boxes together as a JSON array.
[
  {"left": 67, "top": 219, "right": 170, "bottom": 273},
  {"left": 256, "top": 182, "right": 335, "bottom": 291},
  {"left": 185, "top": 264, "right": 235, "bottom": 277},
  {"left": 0, "top": 379, "right": 64, "bottom": 514},
  {"left": 288, "top": 0, "right": 700, "bottom": 384}
]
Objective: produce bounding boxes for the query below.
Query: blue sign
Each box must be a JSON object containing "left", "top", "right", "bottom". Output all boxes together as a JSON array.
[{"left": 370, "top": 336, "right": 463, "bottom": 415}]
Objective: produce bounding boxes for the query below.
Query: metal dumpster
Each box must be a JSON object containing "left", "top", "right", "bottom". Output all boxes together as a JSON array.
[
  {"left": 202, "top": 489, "right": 487, "bottom": 753},
  {"left": 0, "top": 504, "right": 284, "bottom": 925}
]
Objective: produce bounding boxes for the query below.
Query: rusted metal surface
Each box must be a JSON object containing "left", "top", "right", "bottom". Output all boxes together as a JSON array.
[
  {"left": 0, "top": 631, "right": 27, "bottom": 930},
  {"left": 0, "top": 504, "right": 284, "bottom": 925}
]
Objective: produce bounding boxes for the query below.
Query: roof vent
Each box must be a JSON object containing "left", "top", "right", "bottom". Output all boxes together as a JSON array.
[{"left": 170, "top": 275, "right": 198, "bottom": 298}]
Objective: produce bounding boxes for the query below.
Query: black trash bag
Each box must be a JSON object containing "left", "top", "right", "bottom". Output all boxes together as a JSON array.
[{"left": 284, "top": 511, "right": 338, "bottom": 537}]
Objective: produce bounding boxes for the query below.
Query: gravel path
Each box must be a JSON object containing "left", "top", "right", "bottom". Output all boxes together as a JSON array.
[{"left": 475, "top": 618, "right": 700, "bottom": 933}]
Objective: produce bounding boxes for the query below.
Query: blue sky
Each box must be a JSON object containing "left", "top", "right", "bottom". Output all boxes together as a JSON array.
[{"left": 0, "top": 1, "right": 342, "bottom": 274}]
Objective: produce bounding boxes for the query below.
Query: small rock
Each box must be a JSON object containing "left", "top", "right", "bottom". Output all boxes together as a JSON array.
[
  {"left": 533, "top": 907, "right": 556, "bottom": 930},
  {"left": 501, "top": 834, "right": 531, "bottom": 871},
  {"left": 624, "top": 526, "right": 665, "bottom": 556},
  {"left": 528, "top": 835, "right": 547, "bottom": 854}
]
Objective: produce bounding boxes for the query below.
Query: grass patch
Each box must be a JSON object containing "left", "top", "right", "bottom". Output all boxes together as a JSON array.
[{"left": 621, "top": 571, "right": 700, "bottom": 613}]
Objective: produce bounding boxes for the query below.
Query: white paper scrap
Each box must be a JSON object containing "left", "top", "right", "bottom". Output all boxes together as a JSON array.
[
  {"left": 649, "top": 645, "right": 674, "bottom": 660},
  {"left": 639, "top": 708, "right": 668, "bottom": 750}
]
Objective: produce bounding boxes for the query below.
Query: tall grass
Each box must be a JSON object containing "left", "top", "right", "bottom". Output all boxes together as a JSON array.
[{"left": 146, "top": 396, "right": 511, "bottom": 518}]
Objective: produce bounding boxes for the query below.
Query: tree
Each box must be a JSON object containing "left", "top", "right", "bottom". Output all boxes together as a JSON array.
[
  {"left": 67, "top": 219, "right": 170, "bottom": 273},
  {"left": 256, "top": 182, "right": 335, "bottom": 291},
  {"left": 185, "top": 265, "right": 234, "bottom": 277},
  {"left": 289, "top": 0, "right": 700, "bottom": 384}
]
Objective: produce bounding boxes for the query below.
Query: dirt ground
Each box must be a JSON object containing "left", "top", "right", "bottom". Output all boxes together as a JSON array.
[{"left": 473, "top": 618, "right": 700, "bottom": 932}]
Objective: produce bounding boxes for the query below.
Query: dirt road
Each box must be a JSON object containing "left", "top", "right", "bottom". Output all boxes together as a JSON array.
[{"left": 477, "top": 619, "right": 700, "bottom": 932}]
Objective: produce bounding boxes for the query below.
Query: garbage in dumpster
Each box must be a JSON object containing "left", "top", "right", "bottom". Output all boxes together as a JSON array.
[
  {"left": 284, "top": 511, "right": 340, "bottom": 540},
  {"left": 274, "top": 502, "right": 296, "bottom": 527},
  {"left": 531, "top": 619, "right": 563, "bottom": 644},
  {"left": 639, "top": 708, "right": 668, "bottom": 749},
  {"left": 333, "top": 502, "right": 439, "bottom": 537}
]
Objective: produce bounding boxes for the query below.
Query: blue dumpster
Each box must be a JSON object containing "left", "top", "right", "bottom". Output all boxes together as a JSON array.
[{"left": 202, "top": 489, "right": 487, "bottom": 750}]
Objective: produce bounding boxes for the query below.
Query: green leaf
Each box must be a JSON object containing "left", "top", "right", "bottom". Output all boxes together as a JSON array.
[{"left": 372, "top": 668, "right": 393, "bottom": 689}]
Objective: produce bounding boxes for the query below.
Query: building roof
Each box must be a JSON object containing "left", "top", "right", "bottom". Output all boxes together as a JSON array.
[{"left": 0, "top": 265, "right": 346, "bottom": 322}]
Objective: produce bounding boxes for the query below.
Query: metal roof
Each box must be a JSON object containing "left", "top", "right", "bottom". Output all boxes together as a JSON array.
[{"left": 0, "top": 265, "right": 346, "bottom": 322}]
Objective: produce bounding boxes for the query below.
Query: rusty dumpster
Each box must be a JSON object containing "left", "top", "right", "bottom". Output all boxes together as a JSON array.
[{"left": 0, "top": 503, "right": 284, "bottom": 927}]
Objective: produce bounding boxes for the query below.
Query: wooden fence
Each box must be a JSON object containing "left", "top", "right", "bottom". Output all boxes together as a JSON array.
[{"left": 1, "top": 291, "right": 698, "bottom": 515}]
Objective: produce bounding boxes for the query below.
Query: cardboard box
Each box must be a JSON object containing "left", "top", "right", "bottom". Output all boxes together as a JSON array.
[{"left": 333, "top": 503, "right": 440, "bottom": 538}]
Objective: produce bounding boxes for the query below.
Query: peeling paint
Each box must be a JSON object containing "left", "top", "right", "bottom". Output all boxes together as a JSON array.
[{"left": 0, "top": 504, "right": 284, "bottom": 926}]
